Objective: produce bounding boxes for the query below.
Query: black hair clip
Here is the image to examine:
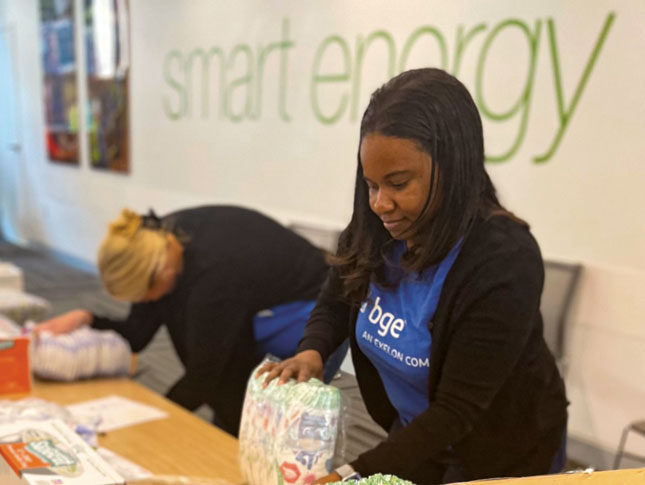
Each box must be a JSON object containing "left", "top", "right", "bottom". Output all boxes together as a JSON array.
[{"left": 141, "top": 209, "right": 163, "bottom": 230}]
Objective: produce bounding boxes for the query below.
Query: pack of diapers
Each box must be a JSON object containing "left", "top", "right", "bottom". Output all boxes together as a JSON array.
[
  {"left": 239, "top": 360, "right": 342, "bottom": 485},
  {"left": 0, "top": 289, "right": 50, "bottom": 325},
  {"left": 32, "top": 327, "right": 131, "bottom": 381},
  {"left": 332, "top": 474, "right": 416, "bottom": 485}
]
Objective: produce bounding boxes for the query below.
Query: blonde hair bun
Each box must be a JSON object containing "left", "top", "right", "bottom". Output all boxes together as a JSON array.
[
  {"left": 97, "top": 208, "right": 168, "bottom": 302},
  {"left": 108, "top": 208, "right": 143, "bottom": 239}
]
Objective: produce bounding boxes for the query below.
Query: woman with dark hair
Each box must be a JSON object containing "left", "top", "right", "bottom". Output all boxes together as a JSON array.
[{"left": 260, "top": 68, "right": 568, "bottom": 484}]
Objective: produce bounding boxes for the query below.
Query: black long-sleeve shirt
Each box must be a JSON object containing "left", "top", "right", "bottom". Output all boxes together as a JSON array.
[
  {"left": 92, "top": 206, "right": 329, "bottom": 434},
  {"left": 298, "top": 215, "right": 568, "bottom": 482}
]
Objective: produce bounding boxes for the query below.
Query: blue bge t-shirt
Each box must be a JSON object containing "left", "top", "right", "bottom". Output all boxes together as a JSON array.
[{"left": 356, "top": 241, "right": 461, "bottom": 425}]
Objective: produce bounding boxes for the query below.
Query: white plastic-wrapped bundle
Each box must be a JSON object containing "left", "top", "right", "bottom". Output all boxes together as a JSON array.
[
  {"left": 239, "top": 361, "right": 342, "bottom": 485},
  {"left": 0, "top": 262, "right": 24, "bottom": 291},
  {"left": 0, "top": 288, "right": 50, "bottom": 324},
  {"left": 32, "top": 327, "right": 132, "bottom": 381}
]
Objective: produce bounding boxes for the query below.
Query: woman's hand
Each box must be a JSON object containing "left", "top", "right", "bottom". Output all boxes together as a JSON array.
[
  {"left": 34, "top": 309, "right": 93, "bottom": 335},
  {"left": 313, "top": 472, "right": 342, "bottom": 483},
  {"left": 255, "top": 350, "right": 324, "bottom": 387}
]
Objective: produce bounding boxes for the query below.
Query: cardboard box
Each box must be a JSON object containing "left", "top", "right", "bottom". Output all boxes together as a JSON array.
[
  {"left": 0, "top": 317, "right": 30, "bottom": 395},
  {"left": 0, "top": 419, "right": 124, "bottom": 484}
]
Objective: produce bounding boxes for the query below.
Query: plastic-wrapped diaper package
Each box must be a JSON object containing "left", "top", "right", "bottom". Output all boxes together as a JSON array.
[
  {"left": 331, "top": 474, "right": 416, "bottom": 485},
  {"left": 32, "top": 326, "right": 132, "bottom": 381},
  {"left": 239, "top": 359, "right": 343, "bottom": 485},
  {"left": 0, "top": 262, "right": 24, "bottom": 292},
  {"left": 0, "top": 288, "right": 50, "bottom": 324}
]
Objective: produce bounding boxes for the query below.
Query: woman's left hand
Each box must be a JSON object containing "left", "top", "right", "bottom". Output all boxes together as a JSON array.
[{"left": 313, "top": 472, "right": 342, "bottom": 484}]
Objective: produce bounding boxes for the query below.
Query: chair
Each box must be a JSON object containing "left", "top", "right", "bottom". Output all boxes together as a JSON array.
[
  {"left": 287, "top": 222, "right": 341, "bottom": 254},
  {"left": 540, "top": 260, "right": 582, "bottom": 372},
  {"left": 614, "top": 420, "right": 645, "bottom": 469}
]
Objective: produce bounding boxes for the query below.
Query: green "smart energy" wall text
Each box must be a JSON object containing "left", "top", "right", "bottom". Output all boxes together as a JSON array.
[{"left": 161, "top": 13, "right": 615, "bottom": 163}]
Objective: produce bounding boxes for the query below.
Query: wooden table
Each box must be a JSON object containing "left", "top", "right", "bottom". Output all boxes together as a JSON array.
[
  {"left": 6, "top": 379, "right": 645, "bottom": 484},
  {"left": 15, "top": 378, "right": 243, "bottom": 483},
  {"left": 467, "top": 468, "right": 645, "bottom": 484}
]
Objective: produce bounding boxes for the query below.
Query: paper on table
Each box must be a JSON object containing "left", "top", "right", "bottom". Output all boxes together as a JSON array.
[
  {"left": 66, "top": 395, "right": 168, "bottom": 432},
  {"left": 97, "top": 446, "right": 153, "bottom": 481}
]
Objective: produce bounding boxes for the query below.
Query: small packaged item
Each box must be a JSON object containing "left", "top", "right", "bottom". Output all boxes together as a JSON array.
[
  {"left": 239, "top": 359, "right": 342, "bottom": 485},
  {"left": 0, "top": 316, "right": 30, "bottom": 395},
  {"left": 0, "top": 418, "right": 124, "bottom": 484}
]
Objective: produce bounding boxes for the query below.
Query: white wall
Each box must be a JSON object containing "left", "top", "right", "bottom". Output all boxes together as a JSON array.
[{"left": 1, "top": 0, "right": 644, "bottom": 469}]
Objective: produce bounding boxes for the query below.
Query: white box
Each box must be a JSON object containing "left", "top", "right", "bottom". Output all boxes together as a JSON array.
[
  {"left": 0, "top": 263, "right": 24, "bottom": 292},
  {"left": 0, "top": 419, "right": 124, "bottom": 485}
]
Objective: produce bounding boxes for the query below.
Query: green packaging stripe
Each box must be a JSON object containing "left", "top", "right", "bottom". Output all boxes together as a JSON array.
[
  {"left": 250, "top": 366, "right": 341, "bottom": 410},
  {"left": 331, "top": 474, "right": 416, "bottom": 485}
]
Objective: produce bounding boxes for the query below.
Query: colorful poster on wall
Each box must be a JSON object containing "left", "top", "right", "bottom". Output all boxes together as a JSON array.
[
  {"left": 85, "top": 0, "right": 130, "bottom": 173},
  {"left": 39, "top": 0, "right": 79, "bottom": 164}
]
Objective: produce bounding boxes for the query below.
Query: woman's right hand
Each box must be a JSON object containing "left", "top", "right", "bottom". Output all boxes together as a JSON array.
[
  {"left": 255, "top": 350, "right": 324, "bottom": 388},
  {"left": 34, "top": 309, "right": 93, "bottom": 335}
]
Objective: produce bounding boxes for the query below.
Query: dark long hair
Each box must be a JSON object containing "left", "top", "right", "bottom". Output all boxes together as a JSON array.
[{"left": 331, "top": 68, "right": 522, "bottom": 305}]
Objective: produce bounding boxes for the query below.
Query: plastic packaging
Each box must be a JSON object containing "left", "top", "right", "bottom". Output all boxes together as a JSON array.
[
  {"left": 0, "top": 418, "right": 122, "bottom": 484},
  {"left": 0, "top": 315, "right": 22, "bottom": 337},
  {"left": 0, "top": 288, "right": 50, "bottom": 324},
  {"left": 331, "top": 474, "right": 416, "bottom": 485},
  {"left": 0, "top": 397, "right": 101, "bottom": 447},
  {"left": 31, "top": 326, "right": 132, "bottom": 381},
  {"left": 239, "top": 358, "right": 343, "bottom": 485}
]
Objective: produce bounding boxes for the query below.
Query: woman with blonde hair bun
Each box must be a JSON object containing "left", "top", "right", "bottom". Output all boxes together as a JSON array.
[
  {"left": 97, "top": 208, "right": 175, "bottom": 302},
  {"left": 37, "top": 205, "right": 344, "bottom": 436}
]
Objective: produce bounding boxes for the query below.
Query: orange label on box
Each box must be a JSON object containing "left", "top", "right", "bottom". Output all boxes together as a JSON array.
[
  {"left": 0, "top": 442, "right": 49, "bottom": 475},
  {"left": 0, "top": 337, "right": 31, "bottom": 395}
]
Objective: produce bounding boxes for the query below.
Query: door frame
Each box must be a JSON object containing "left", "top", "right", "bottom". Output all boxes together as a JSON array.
[{"left": 0, "top": 22, "right": 26, "bottom": 242}]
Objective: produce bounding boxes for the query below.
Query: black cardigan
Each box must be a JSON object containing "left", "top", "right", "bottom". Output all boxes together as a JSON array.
[
  {"left": 298, "top": 216, "right": 568, "bottom": 481},
  {"left": 92, "top": 205, "right": 329, "bottom": 435}
]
